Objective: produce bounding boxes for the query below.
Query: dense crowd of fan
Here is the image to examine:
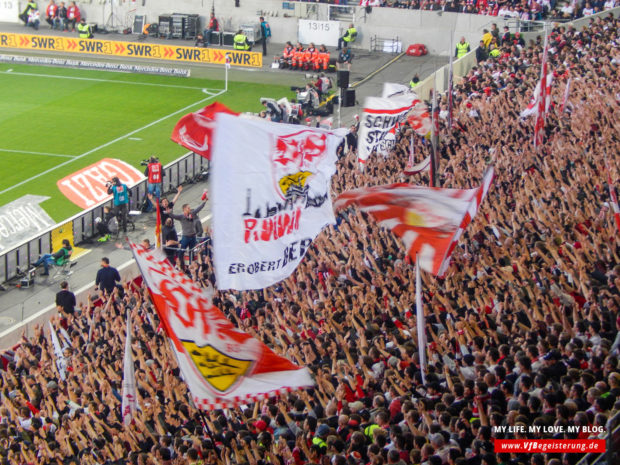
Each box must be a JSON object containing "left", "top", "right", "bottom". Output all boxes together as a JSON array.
[
  {"left": 306, "top": 0, "right": 617, "bottom": 20},
  {"left": 0, "top": 10, "right": 619, "bottom": 465}
]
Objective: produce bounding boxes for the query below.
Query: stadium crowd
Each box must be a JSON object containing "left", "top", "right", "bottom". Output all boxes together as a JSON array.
[
  {"left": 347, "top": 0, "right": 618, "bottom": 21},
  {"left": 1, "top": 10, "right": 619, "bottom": 465}
]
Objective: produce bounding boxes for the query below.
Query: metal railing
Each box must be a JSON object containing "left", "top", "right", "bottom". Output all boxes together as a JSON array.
[{"left": 0, "top": 151, "right": 208, "bottom": 285}]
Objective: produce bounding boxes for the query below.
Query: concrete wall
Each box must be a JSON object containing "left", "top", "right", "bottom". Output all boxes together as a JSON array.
[{"left": 27, "top": 1, "right": 508, "bottom": 55}]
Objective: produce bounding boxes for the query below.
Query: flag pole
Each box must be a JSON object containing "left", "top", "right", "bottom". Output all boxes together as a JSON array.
[
  {"left": 447, "top": 31, "right": 454, "bottom": 130},
  {"left": 430, "top": 68, "right": 439, "bottom": 187},
  {"left": 225, "top": 57, "right": 229, "bottom": 92},
  {"left": 415, "top": 254, "right": 426, "bottom": 385}
]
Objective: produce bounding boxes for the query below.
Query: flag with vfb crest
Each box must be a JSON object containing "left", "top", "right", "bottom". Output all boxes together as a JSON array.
[{"left": 131, "top": 243, "right": 314, "bottom": 410}]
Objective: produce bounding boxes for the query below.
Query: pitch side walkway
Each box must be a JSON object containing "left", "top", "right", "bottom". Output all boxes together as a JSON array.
[{"left": 0, "top": 20, "right": 448, "bottom": 347}]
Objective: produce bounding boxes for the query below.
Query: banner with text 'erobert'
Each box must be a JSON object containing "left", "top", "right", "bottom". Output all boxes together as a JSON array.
[{"left": 211, "top": 113, "right": 345, "bottom": 290}]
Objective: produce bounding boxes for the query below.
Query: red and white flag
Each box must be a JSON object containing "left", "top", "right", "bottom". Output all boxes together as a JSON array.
[
  {"left": 131, "top": 243, "right": 315, "bottom": 410},
  {"left": 121, "top": 311, "right": 138, "bottom": 425},
  {"left": 534, "top": 34, "right": 552, "bottom": 148},
  {"left": 334, "top": 168, "right": 494, "bottom": 276},
  {"left": 170, "top": 102, "right": 238, "bottom": 159},
  {"left": 404, "top": 136, "right": 430, "bottom": 175}
]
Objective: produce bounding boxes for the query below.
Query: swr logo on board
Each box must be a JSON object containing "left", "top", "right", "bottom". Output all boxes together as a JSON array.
[{"left": 57, "top": 158, "right": 144, "bottom": 209}]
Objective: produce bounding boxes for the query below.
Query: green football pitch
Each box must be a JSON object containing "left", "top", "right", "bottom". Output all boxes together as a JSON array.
[{"left": 0, "top": 63, "right": 295, "bottom": 222}]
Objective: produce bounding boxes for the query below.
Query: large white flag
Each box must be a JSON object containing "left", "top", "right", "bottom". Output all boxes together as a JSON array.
[
  {"left": 131, "top": 243, "right": 314, "bottom": 410},
  {"left": 121, "top": 311, "right": 138, "bottom": 425},
  {"left": 211, "top": 113, "right": 345, "bottom": 290}
]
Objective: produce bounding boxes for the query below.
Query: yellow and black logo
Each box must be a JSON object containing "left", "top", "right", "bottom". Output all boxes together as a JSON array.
[{"left": 182, "top": 340, "right": 252, "bottom": 392}]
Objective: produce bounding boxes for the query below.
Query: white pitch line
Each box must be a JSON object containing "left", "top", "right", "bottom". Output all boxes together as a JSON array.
[
  {"left": 2, "top": 69, "right": 220, "bottom": 91},
  {"left": 0, "top": 148, "right": 76, "bottom": 158},
  {"left": 0, "top": 88, "right": 226, "bottom": 196}
]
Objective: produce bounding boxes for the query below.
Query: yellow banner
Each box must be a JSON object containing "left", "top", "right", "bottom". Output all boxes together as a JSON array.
[{"left": 0, "top": 32, "right": 262, "bottom": 68}]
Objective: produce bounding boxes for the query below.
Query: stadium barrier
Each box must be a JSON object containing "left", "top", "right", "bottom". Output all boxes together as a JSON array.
[
  {"left": 0, "top": 151, "right": 207, "bottom": 285},
  {"left": 0, "top": 31, "right": 263, "bottom": 68}
]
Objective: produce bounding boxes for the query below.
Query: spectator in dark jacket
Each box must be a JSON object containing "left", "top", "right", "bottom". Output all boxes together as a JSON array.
[
  {"left": 476, "top": 40, "right": 488, "bottom": 63},
  {"left": 95, "top": 257, "right": 121, "bottom": 295},
  {"left": 55, "top": 281, "right": 76, "bottom": 315}
]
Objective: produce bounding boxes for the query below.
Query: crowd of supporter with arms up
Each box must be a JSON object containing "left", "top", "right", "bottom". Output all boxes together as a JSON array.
[{"left": 0, "top": 10, "right": 619, "bottom": 465}]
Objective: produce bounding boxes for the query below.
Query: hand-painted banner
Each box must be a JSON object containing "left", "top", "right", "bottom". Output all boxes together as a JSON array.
[
  {"left": 131, "top": 243, "right": 314, "bottom": 409},
  {"left": 0, "top": 31, "right": 262, "bottom": 68},
  {"left": 170, "top": 103, "right": 238, "bottom": 159},
  {"left": 211, "top": 113, "right": 345, "bottom": 290},
  {"left": 358, "top": 94, "right": 431, "bottom": 165},
  {"left": 334, "top": 168, "right": 494, "bottom": 276}
]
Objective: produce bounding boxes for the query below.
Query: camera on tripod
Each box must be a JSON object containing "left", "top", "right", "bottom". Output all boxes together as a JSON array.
[{"left": 140, "top": 156, "right": 158, "bottom": 166}]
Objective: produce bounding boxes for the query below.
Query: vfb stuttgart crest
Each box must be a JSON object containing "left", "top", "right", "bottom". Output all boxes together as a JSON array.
[
  {"left": 182, "top": 340, "right": 252, "bottom": 392},
  {"left": 272, "top": 130, "right": 327, "bottom": 200}
]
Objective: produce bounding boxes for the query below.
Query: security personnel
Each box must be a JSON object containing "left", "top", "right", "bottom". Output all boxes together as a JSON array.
[
  {"left": 312, "top": 424, "right": 329, "bottom": 453},
  {"left": 338, "top": 23, "right": 357, "bottom": 50},
  {"left": 144, "top": 156, "right": 163, "bottom": 212},
  {"left": 488, "top": 43, "right": 501, "bottom": 58},
  {"left": 410, "top": 74, "right": 420, "bottom": 89},
  {"left": 233, "top": 29, "right": 251, "bottom": 51},
  {"left": 455, "top": 36, "right": 470, "bottom": 58},
  {"left": 77, "top": 17, "right": 92, "bottom": 38},
  {"left": 19, "top": 1, "right": 38, "bottom": 24}
]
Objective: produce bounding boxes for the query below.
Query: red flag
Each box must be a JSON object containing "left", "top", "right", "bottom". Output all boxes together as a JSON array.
[
  {"left": 170, "top": 102, "right": 238, "bottom": 159},
  {"left": 155, "top": 201, "right": 162, "bottom": 248},
  {"left": 334, "top": 168, "right": 494, "bottom": 276},
  {"left": 130, "top": 243, "right": 314, "bottom": 409}
]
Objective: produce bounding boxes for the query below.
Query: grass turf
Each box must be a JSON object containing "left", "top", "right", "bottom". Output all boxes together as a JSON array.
[{"left": 0, "top": 63, "right": 295, "bottom": 222}]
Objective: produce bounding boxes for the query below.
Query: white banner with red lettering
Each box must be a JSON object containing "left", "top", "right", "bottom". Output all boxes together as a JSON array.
[
  {"left": 211, "top": 113, "right": 345, "bottom": 290},
  {"left": 359, "top": 94, "right": 431, "bottom": 165},
  {"left": 131, "top": 243, "right": 314, "bottom": 410}
]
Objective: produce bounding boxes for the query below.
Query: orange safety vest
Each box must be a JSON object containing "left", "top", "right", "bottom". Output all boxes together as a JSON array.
[
  {"left": 319, "top": 51, "right": 330, "bottom": 64},
  {"left": 304, "top": 47, "right": 316, "bottom": 62},
  {"left": 293, "top": 48, "right": 304, "bottom": 63},
  {"left": 282, "top": 46, "right": 293, "bottom": 59}
]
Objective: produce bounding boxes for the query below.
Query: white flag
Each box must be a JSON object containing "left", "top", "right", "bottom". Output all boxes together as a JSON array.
[
  {"left": 121, "top": 311, "right": 138, "bottom": 425},
  {"left": 211, "top": 113, "right": 345, "bottom": 290},
  {"left": 49, "top": 322, "right": 67, "bottom": 381},
  {"left": 381, "top": 82, "right": 412, "bottom": 99}
]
